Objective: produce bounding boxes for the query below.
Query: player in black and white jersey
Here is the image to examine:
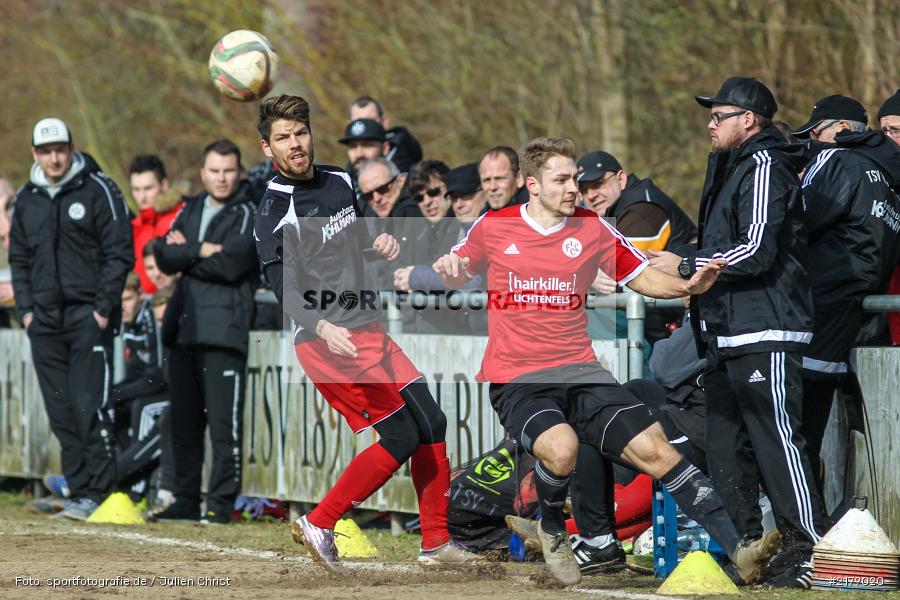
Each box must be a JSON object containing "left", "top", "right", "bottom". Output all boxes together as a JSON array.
[{"left": 253, "top": 95, "right": 479, "bottom": 571}]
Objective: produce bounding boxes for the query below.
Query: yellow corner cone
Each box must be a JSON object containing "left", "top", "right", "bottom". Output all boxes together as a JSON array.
[
  {"left": 86, "top": 492, "right": 146, "bottom": 525},
  {"left": 656, "top": 551, "right": 739, "bottom": 595},
  {"left": 333, "top": 518, "right": 377, "bottom": 558}
]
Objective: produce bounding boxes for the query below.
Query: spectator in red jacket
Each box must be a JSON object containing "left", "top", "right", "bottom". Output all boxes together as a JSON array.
[{"left": 129, "top": 155, "right": 182, "bottom": 293}]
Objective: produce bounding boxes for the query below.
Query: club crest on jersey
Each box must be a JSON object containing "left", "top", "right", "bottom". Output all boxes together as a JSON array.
[
  {"left": 321, "top": 205, "right": 356, "bottom": 243},
  {"left": 562, "top": 237, "right": 582, "bottom": 258},
  {"left": 68, "top": 202, "right": 86, "bottom": 221}
]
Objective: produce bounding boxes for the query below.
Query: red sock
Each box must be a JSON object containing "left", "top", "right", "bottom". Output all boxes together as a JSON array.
[
  {"left": 411, "top": 442, "right": 451, "bottom": 550},
  {"left": 307, "top": 442, "right": 400, "bottom": 529}
]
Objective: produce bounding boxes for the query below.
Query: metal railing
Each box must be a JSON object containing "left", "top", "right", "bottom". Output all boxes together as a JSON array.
[{"left": 255, "top": 290, "right": 900, "bottom": 381}]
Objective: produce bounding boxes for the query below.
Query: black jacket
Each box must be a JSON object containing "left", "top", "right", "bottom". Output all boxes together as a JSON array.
[
  {"left": 113, "top": 298, "right": 166, "bottom": 404},
  {"left": 684, "top": 127, "right": 813, "bottom": 358},
  {"left": 608, "top": 174, "right": 698, "bottom": 252},
  {"left": 385, "top": 126, "right": 423, "bottom": 173},
  {"left": 153, "top": 182, "right": 258, "bottom": 355},
  {"left": 801, "top": 130, "right": 900, "bottom": 304},
  {"left": 9, "top": 152, "right": 133, "bottom": 329}
]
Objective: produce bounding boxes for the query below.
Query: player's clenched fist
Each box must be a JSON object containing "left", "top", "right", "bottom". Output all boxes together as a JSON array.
[
  {"left": 432, "top": 253, "right": 471, "bottom": 288},
  {"left": 373, "top": 233, "right": 399, "bottom": 261}
]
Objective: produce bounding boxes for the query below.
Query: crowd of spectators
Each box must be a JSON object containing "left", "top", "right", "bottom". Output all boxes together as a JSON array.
[{"left": 1, "top": 86, "right": 899, "bottom": 541}]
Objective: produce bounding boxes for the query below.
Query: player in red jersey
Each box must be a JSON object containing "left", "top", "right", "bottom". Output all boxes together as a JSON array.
[
  {"left": 254, "top": 95, "right": 480, "bottom": 571},
  {"left": 434, "top": 137, "right": 779, "bottom": 586}
]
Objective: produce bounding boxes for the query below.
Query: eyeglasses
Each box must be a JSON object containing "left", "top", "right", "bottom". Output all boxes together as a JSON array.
[
  {"left": 413, "top": 185, "right": 444, "bottom": 203},
  {"left": 881, "top": 126, "right": 900, "bottom": 138},
  {"left": 361, "top": 175, "right": 398, "bottom": 203},
  {"left": 709, "top": 110, "right": 747, "bottom": 126},
  {"left": 578, "top": 172, "right": 617, "bottom": 193},
  {"left": 810, "top": 119, "right": 839, "bottom": 140}
]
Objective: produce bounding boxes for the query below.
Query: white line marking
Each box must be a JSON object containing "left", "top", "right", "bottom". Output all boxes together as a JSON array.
[{"left": 4, "top": 527, "right": 681, "bottom": 598}]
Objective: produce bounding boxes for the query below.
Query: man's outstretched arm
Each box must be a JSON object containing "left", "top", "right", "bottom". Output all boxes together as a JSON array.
[{"left": 626, "top": 259, "right": 727, "bottom": 298}]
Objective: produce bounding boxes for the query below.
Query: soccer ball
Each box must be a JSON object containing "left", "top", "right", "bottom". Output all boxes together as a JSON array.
[{"left": 209, "top": 30, "right": 279, "bottom": 102}]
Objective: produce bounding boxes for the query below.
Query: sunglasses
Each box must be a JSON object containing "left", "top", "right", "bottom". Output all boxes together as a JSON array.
[
  {"left": 361, "top": 175, "right": 398, "bottom": 203},
  {"left": 413, "top": 185, "right": 444, "bottom": 204},
  {"left": 810, "top": 119, "right": 839, "bottom": 140}
]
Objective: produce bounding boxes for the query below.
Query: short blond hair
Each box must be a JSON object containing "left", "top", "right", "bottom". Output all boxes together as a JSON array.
[{"left": 520, "top": 137, "right": 576, "bottom": 181}]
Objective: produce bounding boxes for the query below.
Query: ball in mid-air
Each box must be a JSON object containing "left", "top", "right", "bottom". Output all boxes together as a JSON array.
[{"left": 209, "top": 29, "right": 279, "bottom": 102}]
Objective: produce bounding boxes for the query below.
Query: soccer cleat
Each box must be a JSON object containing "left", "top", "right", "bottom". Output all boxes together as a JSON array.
[
  {"left": 417, "top": 540, "right": 483, "bottom": 568},
  {"left": 730, "top": 528, "right": 782, "bottom": 585},
  {"left": 52, "top": 498, "right": 98, "bottom": 521},
  {"left": 505, "top": 515, "right": 541, "bottom": 551},
  {"left": 570, "top": 535, "right": 626, "bottom": 575},
  {"left": 535, "top": 519, "right": 582, "bottom": 586},
  {"left": 761, "top": 557, "right": 814, "bottom": 589},
  {"left": 292, "top": 515, "right": 343, "bottom": 573}
]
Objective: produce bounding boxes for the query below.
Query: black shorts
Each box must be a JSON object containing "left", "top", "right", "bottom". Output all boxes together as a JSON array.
[{"left": 488, "top": 363, "right": 656, "bottom": 457}]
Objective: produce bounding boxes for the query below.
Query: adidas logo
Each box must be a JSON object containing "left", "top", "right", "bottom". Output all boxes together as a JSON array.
[
  {"left": 504, "top": 243, "right": 520, "bottom": 255},
  {"left": 693, "top": 486, "right": 713, "bottom": 506},
  {"left": 748, "top": 369, "right": 766, "bottom": 383}
]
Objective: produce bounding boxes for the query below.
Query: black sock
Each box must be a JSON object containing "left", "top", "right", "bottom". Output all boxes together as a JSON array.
[
  {"left": 534, "top": 460, "right": 569, "bottom": 534},
  {"left": 660, "top": 458, "right": 741, "bottom": 556}
]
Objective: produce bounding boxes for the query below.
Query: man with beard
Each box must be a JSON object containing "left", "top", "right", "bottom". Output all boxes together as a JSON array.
[
  {"left": 253, "top": 94, "right": 479, "bottom": 571},
  {"left": 650, "top": 77, "right": 830, "bottom": 588}
]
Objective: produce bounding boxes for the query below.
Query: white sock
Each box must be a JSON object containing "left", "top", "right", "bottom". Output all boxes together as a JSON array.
[{"left": 579, "top": 533, "right": 615, "bottom": 549}]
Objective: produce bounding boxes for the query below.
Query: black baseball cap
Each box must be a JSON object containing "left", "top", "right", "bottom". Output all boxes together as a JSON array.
[
  {"left": 695, "top": 76, "right": 778, "bottom": 119},
  {"left": 792, "top": 95, "right": 868, "bottom": 138},
  {"left": 576, "top": 151, "right": 622, "bottom": 183},
  {"left": 445, "top": 162, "right": 481, "bottom": 196},
  {"left": 338, "top": 118, "right": 386, "bottom": 144},
  {"left": 878, "top": 89, "right": 900, "bottom": 119}
]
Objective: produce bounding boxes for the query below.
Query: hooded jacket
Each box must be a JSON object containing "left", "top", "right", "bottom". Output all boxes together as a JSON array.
[
  {"left": 683, "top": 127, "right": 813, "bottom": 358},
  {"left": 132, "top": 185, "right": 184, "bottom": 293},
  {"left": 9, "top": 151, "right": 134, "bottom": 329},
  {"left": 800, "top": 130, "right": 900, "bottom": 303},
  {"left": 153, "top": 181, "right": 258, "bottom": 355},
  {"left": 800, "top": 130, "right": 900, "bottom": 345}
]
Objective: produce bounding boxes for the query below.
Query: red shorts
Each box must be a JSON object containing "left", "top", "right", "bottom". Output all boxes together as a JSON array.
[{"left": 295, "top": 322, "right": 421, "bottom": 433}]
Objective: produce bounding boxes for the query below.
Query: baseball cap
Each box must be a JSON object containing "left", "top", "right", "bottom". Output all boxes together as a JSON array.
[
  {"left": 792, "top": 95, "right": 868, "bottom": 138},
  {"left": 445, "top": 163, "right": 481, "bottom": 196},
  {"left": 339, "top": 118, "right": 386, "bottom": 144},
  {"left": 576, "top": 151, "right": 622, "bottom": 183},
  {"left": 695, "top": 77, "right": 778, "bottom": 119},
  {"left": 32, "top": 117, "right": 72, "bottom": 147},
  {"left": 877, "top": 89, "right": 900, "bottom": 119}
]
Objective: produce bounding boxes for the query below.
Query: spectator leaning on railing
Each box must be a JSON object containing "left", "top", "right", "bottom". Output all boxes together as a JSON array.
[
  {"left": 8, "top": 117, "right": 134, "bottom": 521},
  {"left": 791, "top": 95, "right": 900, "bottom": 500}
]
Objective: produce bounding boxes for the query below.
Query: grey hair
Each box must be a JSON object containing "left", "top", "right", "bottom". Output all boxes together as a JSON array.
[
  {"left": 357, "top": 157, "right": 400, "bottom": 179},
  {"left": 844, "top": 120, "right": 868, "bottom": 133}
]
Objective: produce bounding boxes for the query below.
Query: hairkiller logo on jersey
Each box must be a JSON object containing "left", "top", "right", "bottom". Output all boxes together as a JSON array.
[
  {"left": 321, "top": 205, "right": 356, "bottom": 243},
  {"left": 506, "top": 272, "right": 580, "bottom": 308}
]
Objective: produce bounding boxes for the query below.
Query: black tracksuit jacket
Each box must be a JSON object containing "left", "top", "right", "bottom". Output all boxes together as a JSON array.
[
  {"left": 683, "top": 127, "right": 814, "bottom": 358},
  {"left": 153, "top": 182, "right": 258, "bottom": 355},
  {"left": 9, "top": 156, "right": 133, "bottom": 328}
]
